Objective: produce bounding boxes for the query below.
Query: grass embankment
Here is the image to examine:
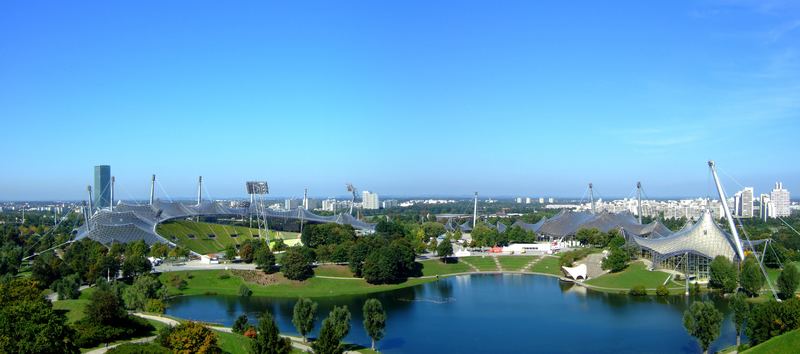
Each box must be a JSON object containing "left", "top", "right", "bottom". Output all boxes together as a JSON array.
[
  {"left": 160, "top": 270, "right": 436, "bottom": 298},
  {"left": 214, "top": 330, "right": 253, "bottom": 354},
  {"left": 459, "top": 256, "right": 499, "bottom": 271},
  {"left": 419, "top": 259, "right": 472, "bottom": 276},
  {"left": 743, "top": 328, "right": 800, "bottom": 354},
  {"left": 584, "top": 262, "right": 673, "bottom": 290},
  {"left": 156, "top": 220, "right": 300, "bottom": 254},
  {"left": 528, "top": 256, "right": 563, "bottom": 276},
  {"left": 497, "top": 256, "right": 538, "bottom": 271},
  {"left": 313, "top": 264, "right": 355, "bottom": 278}
]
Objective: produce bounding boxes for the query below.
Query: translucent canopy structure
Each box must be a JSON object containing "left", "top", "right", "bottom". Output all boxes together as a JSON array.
[
  {"left": 535, "top": 210, "right": 672, "bottom": 239},
  {"left": 628, "top": 211, "right": 738, "bottom": 262},
  {"left": 511, "top": 217, "right": 548, "bottom": 233},
  {"left": 74, "top": 200, "right": 375, "bottom": 246},
  {"left": 561, "top": 264, "right": 588, "bottom": 280}
]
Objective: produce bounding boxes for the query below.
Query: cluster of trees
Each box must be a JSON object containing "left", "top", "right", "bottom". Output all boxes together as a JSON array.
[
  {"left": 73, "top": 279, "right": 155, "bottom": 348},
  {"left": 709, "top": 255, "right": 799, "bottom": 299},
  {"left": 601, "top": 233, "right": 632, "bottom": 272},
  {"left": 469, "top": 224, "right": 537, "bottom": 248}
]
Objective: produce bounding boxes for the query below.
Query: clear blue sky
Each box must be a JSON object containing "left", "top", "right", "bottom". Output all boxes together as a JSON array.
[{"left": 1, "top": 0, "right": 798, "bottom": 201}]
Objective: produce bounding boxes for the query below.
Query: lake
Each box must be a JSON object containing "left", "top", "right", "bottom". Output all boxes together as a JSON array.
[{"left": 166, "top": 274, "right": 739, "bottom": 353}]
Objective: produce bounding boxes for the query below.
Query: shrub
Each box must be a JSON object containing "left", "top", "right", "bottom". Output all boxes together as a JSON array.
[
  {"left": 243, "top": 326, "right": 257, "bottom": 338},
  {"left": 559, "top": 248, "right": 594, "bottom": 267},
  {"left": 170, "top": 275, "right": 188, "bottom": 290},
  {"left": 74, "top": 316, "right": 153, "bottom": 348},
  {"left": 145, "top": 299, "right": 166, "bottom": 314},
  {"left": 218, "top": 273, "right": 231, "bottom": 280},
  {"left": 232, "top": 314, "right": 249, "bottom": 334},
  {"left": 238, "top": 284, "right": 252, "bottom": 297},
  {"left": 107, "top": 343, "right": 170, "bottom": 354},
  {"left": 628, "top": 285, "right": 647, "bottom": 296},
  {"left": 656, "top": 285, "right": 669, "bottom": 296},
  {"left": 165, "top": 321, "right": 220, "bottom": 354}
]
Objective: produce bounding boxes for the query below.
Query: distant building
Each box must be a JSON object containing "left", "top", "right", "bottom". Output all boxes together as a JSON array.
[
  {"left": 548, "top": 197, "right": 555, "bottom": 203},
  {"left": 771, "top": 182, "right": 791, "bottom": 217},
  {"left": 760, "top": 194, "right": 775, "bottom": 221},
  {"left": 525, "top": 197, "right": 532, "bottom": 204},
  {"left": 94, "top": 165, "right": 111, "bottom": 210},
  {"left": 539, "top": 197, "right": 545, "bottom": 204},
  {"left": 382, "top": 199, "right": 398, "bottom": 209},
  {"left": 321, "top": 198, "right": 337, "bottom": 212},
  {"left": 362, "top": 191, "right": 380, "bottom": 210},
  {"left": 515, "top": 197, "right": 523, "bottom": 204},
  {"left": 734, "top": 187, "right": 754, "bottom": 218},
  {"left": 284, "top": 199, "right": 300, "bottom": 210}
]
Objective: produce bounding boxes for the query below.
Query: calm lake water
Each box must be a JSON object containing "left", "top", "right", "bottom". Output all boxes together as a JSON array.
[{"left": 166, "top": 274, "right": 739, "bottom": 353}]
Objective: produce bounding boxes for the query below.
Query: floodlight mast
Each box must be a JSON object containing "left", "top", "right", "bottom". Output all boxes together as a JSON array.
[
  {"left": 708, "top": 161, "right": 746, "bottom": 261},
  {"left": 473, "top": 192, "right": 478, "bottom": 228},
  {"left": 196, "top": 176, "right": 203, "bottom": 205},
  {"left": 87, "top": 185, "right": 94, "bottom": 216},
  {"left": 149, "top": 174, "right": 156, "bottom": 205},
  {"left": 246, "top": 181, "right": 271, "bottom": 243},
  {"left": 110, "top": 176, "right": 115, "bottom": 212},
  {"left": 637, "top": 181, "right": 642, "bottom": 224},
  {"left": 589, "top": 183, "right": 595, "bottom": 214},
  {"left": 347, "top": 183, "right": 357, "bottom": 215}
]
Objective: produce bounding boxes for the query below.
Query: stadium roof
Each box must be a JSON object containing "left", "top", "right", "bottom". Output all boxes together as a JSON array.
[
  {"left": 534, "top": 210, "right": 671, "bottom": 238},
  {"left": 628, "top": 211, "right": 738, "bottom": 261},
  {"left": 74, "top": 200, "right": 375, "bottom": 246}
]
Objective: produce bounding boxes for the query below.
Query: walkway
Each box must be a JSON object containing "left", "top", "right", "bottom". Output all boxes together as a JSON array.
[
  {"left": 520, "top": 256, "right": 544, "bottom": 272},
  {"left": 492, "top": 256, "right": 503, "bottom": 271},
  {"left": 457, "top": 258, "right": 480, "bottom": 272},
  {"left": 84, "top": 336, "right": 156, "bottom": 354}
]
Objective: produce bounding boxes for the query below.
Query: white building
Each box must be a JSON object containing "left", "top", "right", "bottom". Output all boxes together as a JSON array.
[
  {"left": 382, "top": 199, "right": 398, "bottom": 209},
  {"left": 284, "top": 199, "right": 300, "bottom": 210},
  {"left": 525, "top": 197, "right": 532, "bottom": 204},
  {"left": 515, "top": 197, "right": 523, "bottom": 204},
  {"left": 539, "top": 197, "right": 545, "bottom": 204},
  {"left": 362, "top": 191, "right": 380, "bottom": 210},
  {"left": 548, "top": 197, "right": 555, "bottom": 203},
  {"left": 734, "top": 187, "right": 754, "bottom": 218},
  {"left": 760, "top": 194, "right": 775, "bottom": 221},
  {"left": 771, "top": 182, "right": 791, "bottom": 217},
  {"left": 322, "top": 198, "right": 337, "bottom": 212}
]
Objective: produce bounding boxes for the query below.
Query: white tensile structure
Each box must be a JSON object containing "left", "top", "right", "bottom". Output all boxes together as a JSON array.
[{"left": 561, "top": 263, "right": 588, "bottom": 280}]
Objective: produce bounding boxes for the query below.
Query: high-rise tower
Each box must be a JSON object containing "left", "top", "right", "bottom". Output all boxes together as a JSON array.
[{"left": 93, "top": 165, "right": 111, "bottom": 211}]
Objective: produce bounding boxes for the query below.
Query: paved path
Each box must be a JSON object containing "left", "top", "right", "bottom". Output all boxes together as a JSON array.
[
  {"left": 457, "top": 258, "right": 480, "bottom": 272},
  {"left": 47, "top": 285, "right": 91, "bottom": 302},
  {"left": 491, "top": 256, "right": 502, "bottom": 271},
  {"left": 520, "top": 256, "right": 543, "bottom": 272},
  {"left": 83, "top": 336, "right": 156, "bottom": 354}
]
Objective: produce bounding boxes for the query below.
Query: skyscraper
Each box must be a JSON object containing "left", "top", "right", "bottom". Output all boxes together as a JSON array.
[
  {"left": 734, "top": 187, "right": 754, "bottom": 218},
  {"left": 771, "top": 182, "right": 791, "bottom": 217},
  {"left": 94, "top": 165, "right": 111, "bottom": 209},
  {"left": 362, "top": 191, "right": 380, "bottom": 210},
  {"left": 759, "top": 194, "right": 775, "bottom": 221}
]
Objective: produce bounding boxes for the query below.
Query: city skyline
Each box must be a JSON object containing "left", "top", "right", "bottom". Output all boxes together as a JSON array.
[{"left": 2, "top": 1, "right": 799, "bottom": 199}]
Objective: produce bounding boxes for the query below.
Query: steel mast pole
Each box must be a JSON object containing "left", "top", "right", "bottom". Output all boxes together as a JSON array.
[
  {"left": 473, "top": 192, "right": 478, "bottom": 228},
  {"left": 149, "top": 174, "right": 156, "bottom": 205},
  {"left": 637, "top": 181, "right": 642, "bottom": 224},
  {"left": 110, "top": 176, "right": 115, "bottom": 212},
  {"left": 708, "top": 161, "right": 746, "bottom": 261},
  {"left": 589, "top": 183, "right": 595, "bottom": 213}
]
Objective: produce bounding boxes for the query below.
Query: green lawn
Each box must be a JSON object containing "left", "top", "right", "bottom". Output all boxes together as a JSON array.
[
  {"left": 459, "top": 256, "right": 499, "bottom": 271},
  {"left": 156, "top": 220, "right": 300, "bottom": 254},
  {"left": 313, "top": 264, "right": 355, "bottom": 278},
  {"left": 419, "top": 259, "right": 472, "bottom": 276},
  {"left": 528, "top": 256, "right": 563, "bottom": 276},
  {"left": 214, "top": 330, "right": 252, "bottom": 354},
  {"left": 497, "top": 256, "right": 538, "bottom": 271},
  {"left": 159, "top": 269, "right": 437, "bottom": 298},
  {"left": 585, "top": 262, "right": 672, "bottom": 289},
  {"left": 743, "top": 328, "right": 800, "bottom": 354},
  {"left": 53, "top": 299, "right": 89, "bottom": 324}
]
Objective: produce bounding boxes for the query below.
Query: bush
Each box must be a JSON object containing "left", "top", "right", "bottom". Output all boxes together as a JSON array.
[
  {"left": 656, "top": 285, "right": 669, "bottom": 296},
  {"left": 601, "top": 247, "right": 629, "bottom": 273},
  {"left": 243, "top": 326, "right": 257, "bottom": 338},
  {"left": 218, "top": 273, "right": 231, "bottom": 280},
  {"left": 73, "top": 316, "right": 153, "bottom": 348},
  {"left": 163, "top": 321, "right": 221, "bottom": 354},
  {"left": 628, "top": 285, "right": 647, "bottom": 296},
  {"left": 145, "top": 299, "right": 166, "bottom": 314},
  {"left": 54, "top": 273, "right": 81, "bottom": 300},
  {"left": 559, "top": 248, "right": 594, "bottom": 267},
  {"left": 169, "top": 275, "right": 188, "bottom": 290},
  {"left": 232, "top": 314, "right": 249, "bottom": 334},
  {"left": 238, "top": 284, "right": 252, "bottom": 297}
]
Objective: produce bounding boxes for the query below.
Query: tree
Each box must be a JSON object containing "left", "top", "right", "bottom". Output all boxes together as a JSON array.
[
  {"left": 86, "top": 287, "right": 127, "bottom": 325},
  {"left": 166, "top": 322, "right": 220, "bottom": 354},
  {"left": 362, "top": 299, "right": 386, "bottom": 351},
  {"left": 122, "top": 275, "right": 166, "bottom": 310},
  {"left": 436, "top": 238, "right": 453, "bottom": 260},
  {"left": 31, "top": 251, "right": 68, "bottom": 289},
  {"left": 601, "top": 247, "right": 629, "bottom": 272},
  {"left": 312, "top": 306, "right": 351, "bottom": 354},
  {"left": 54, "top": 273, "right": 81, "bottom": 300},
  {"left": 708, "top": 256, "right": 738, "bottom": 293},
  {"left": 746, "top": 298, "right": 800, "bottom": 345},
  {"left": 682, "top": 301, "right": 723, "bottom": 354},
  {"left": 254, "top": 246, "right": 276, "bottom": 274},
  {"left": 232, "top": 314, "right": 248, "bottom": 334},
  {"left": 421, "top": 222, "right": 445, "bottom": 241},
  {"left": 301, "top": 223, "right": 357, "bottom": 249},
  {"left": 362, "top": 240, "right": 416, "bottom": 284},
  {"left": 150, "top": 243, "right": 170, "bottom": 258},
  {"left": 292, "top": 298, "right": 317, "bottom": 342},
  {"left": 0, "top": 278, "right": 79, "bottom": 354},
  {"left": 0, "top": 243, "right": 23, "bottom": 277},
  {"left": 740, "top": 257, "right": 765, "bottom": 297},
  {"left": 730, "top": 293, "right": 749, "bottom": 349},
  {"left": 121, "top": 240, "right": 152, "bottom": 278},
  {"left": 777, "top": 265, "right": 799, "bottom": 300},
  {"left": 239, "top": 242, "right": 255, "bottom": 263},
  {"left": 224, "top": 245, "right": 237, "bottom": 262},
  {"left": 281, "top": 247, "right": 314, "bottom": 281},
  {"left": 251, "top": 312, "right": 291, "bottom": 354}
]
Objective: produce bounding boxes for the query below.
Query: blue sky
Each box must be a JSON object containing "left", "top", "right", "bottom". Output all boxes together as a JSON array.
[{"left": 1, "top": 0, "right": 798, "bottom": 200}]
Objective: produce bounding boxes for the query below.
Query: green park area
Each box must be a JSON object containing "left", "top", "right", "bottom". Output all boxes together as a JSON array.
[
  {"left": 313, "top": 264, "right": 355, "bottom": 278},
  {"left": 585, "top": 261, "right": 673, "bottom": 290},
  {"left": 159, "top": 269, "right": 436, "bottom": 298},
  {"left": 459, "top": 256, "right": 500, "bottom": 271},
  {"left": 743, "top": 328, "right": 800, "bottom": 354},
  {"left": 419, "top": 259, "right": 472, "bottom": 276},
  {"left": 497, "top": 256, "right": 537, "bottom": 271},
  {"left": 156, "top": 220, "right": 300, "bottom": 254},
  {"left": 528, "top": 256, "right": 563, "bottom": 276}
]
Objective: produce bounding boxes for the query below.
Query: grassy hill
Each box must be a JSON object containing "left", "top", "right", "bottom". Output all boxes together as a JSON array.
[
  {"left": 743, "top": 328, "right": 800, "bottom": 354},
  {"left": 156, "top": 220, "right": 301, "bottom": 254}
]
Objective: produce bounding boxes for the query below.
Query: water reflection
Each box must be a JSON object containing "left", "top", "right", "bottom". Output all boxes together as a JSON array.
[{"left": 167, "top": 274, "right": 740, "bottom": 353}]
